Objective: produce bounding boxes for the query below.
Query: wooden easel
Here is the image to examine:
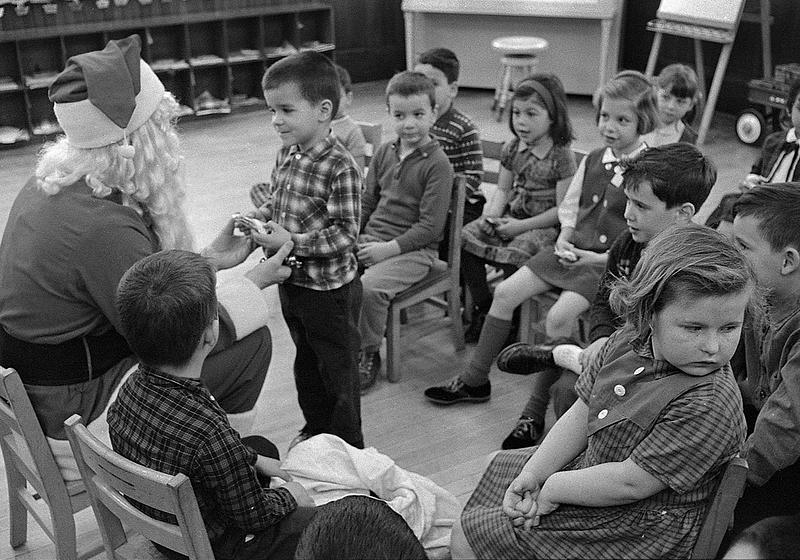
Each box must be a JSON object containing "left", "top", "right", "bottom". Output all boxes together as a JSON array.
[{"left": 644, "top": 0, "right": 748, "bottom": 145}]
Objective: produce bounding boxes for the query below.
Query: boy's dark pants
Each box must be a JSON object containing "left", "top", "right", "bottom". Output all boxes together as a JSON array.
[{"left": 278, "top": 278, "right": 364, "bottom": 449}]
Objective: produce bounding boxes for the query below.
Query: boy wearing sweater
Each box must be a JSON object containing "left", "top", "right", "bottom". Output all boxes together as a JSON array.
[{"left": 357, "top": 71, "right": 453, "bottom": 392}]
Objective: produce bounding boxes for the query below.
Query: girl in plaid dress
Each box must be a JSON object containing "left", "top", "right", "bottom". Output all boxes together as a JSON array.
[
  {"left": 451, "top": 224, "right": 752, "bottom": 559},
  {"left": 460, "top": 75, "right": 576, "bottom": 340}
]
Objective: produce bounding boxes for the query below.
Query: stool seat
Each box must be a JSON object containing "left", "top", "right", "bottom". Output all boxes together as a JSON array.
[{"left": 491, "top": 36, "right": 549, "bottom": 55}]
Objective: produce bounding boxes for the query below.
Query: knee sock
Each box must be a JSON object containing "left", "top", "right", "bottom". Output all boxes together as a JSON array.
[
  {"left": 463, "top": 314, "right": 513, "bottom": 386},
  {"left": 519, "top": 367, "right": 562, "bottom": 424}
]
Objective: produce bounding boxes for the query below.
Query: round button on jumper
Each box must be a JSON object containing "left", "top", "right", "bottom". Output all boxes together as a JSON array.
[
  {"left": 614, "top": 384, "right": 626, "bottom": 397},
  {"left": 633, "top": 366, "right": 645, "bottom": 376},
  {"left": 598, "top": 409, "right": 608, "bottom": 419}
]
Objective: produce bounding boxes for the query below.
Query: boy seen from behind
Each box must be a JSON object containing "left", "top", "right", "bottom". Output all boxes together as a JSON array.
[
  {"left": 731, "top": 183, "right": 800, "bottom": 531},
  {"left": 251, "top": 51, "right": 364, "bottom": 449},
  {"left": 357, "top": 71, "right": 453, "bottom": 392},
  {"left": 496, "top": 143, "right": 717, "bottom": 448},
  {"left": 414, "top": 48, "right": 484, "bottom": 257},
  {"left": 109, "top": 250, "right": 316, "bottom": 560}
]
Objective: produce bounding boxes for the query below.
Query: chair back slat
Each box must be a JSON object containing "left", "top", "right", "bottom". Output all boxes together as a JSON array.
[
  {"left": 691, "top": 455, "right": 748, "bottom": 559},
  {"left": 65, "top": 414, "right": 216, "bottom": 560},
  {"left": 480, "top": 139, "right": 503, "bottom": 185},
  {"left": 0, "top": 368, "right": 70, "bottom": 507},
  {"left": 446, "top": 174, "right": 467, "bottom": 279}
]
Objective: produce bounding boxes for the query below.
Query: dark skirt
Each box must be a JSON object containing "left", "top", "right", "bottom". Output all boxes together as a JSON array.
[{"left": 524, "top": 250, "right": 605, "bottom": 302}]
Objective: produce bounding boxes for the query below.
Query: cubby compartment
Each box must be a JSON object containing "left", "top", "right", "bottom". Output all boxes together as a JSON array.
[
  {"left": 27, "top": 89, "right": 62, "bottom": 136},
  {"left": 0, "top": 43, "right": 22, "bottom": 91},
  {"left": 0, "top": 93, "right": 31, "bottom": 146},
  {"left": 0, "top": 1, "right": 334, "bottom": 144},
  {"left": 296, "top": 9, "right": 334, "bottom": 52},
  {"left": 230, "top": 63, "right": 266, "bottom": 109},
  {"left": 63, "top": 33, "right": 106, "bottom": 59},
  {"left": 188, "top": 21, "right": 225, "bottom": 66},
  {"left": 263, "top": 14, "right": 297, "bottom": 58},
  {"left": 158, "top": 69, "right": 194, "bottom": 115},
  {"left": 226, "top": 17, "right": 263, "bottom": 63},
  {"left": 191, "top": 66, "right": 231, "bottom": 116},
  {"left": 148, "top": 25, "right": 189, "bottom": 71},
  {"left": 18, "top": 38, "right": 63, "bottom": 89}
]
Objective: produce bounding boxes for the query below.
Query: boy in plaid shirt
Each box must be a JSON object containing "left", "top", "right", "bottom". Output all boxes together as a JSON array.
[
  {"left": 250, "top": 52, "right": 364, "bottom": 449},
  {"left": 109, "top": 249, "right": 315, "bottom": 560}
]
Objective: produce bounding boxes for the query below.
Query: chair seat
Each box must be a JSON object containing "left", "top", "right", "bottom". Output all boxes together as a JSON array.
[
  {"left": 491, "top": 36, "right": 549, "bottom": 55},
  {"left": 396, "top": 265, "right": 448, "bottom": 302}
]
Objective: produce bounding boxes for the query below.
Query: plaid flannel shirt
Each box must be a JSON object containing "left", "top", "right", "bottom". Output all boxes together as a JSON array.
[
  {"left": 267, "top": 134, "right": 361, "bottom": 291},
  {"left": 107, "top": 367, "right": 297, "bottom": 540}
]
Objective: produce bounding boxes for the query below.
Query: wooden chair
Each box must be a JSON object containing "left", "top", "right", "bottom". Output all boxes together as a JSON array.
[
  {"left": 64, "top": 414, "right": 216, "bottom": 560},
  {"left": 355, "top": 120, "right": 383, "bottom": 167},
  {"left": 691, "top": 456, "right": 748, "bottom": 559},
  {"left": 0, "top": 367, "right": 102, "bottom": 560},
  {"left": 385, "top": 175, "right": 467, "bottom": 381}
]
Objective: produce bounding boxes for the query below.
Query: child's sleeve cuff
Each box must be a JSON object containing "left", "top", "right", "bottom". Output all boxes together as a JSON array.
[{"left": 216, "top": 277, "right": 271, "bottom": 340}]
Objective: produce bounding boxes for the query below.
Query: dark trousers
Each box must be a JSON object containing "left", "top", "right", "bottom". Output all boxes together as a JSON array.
[
  {"left": 461, "top": 250, "right": 517, "bottom": 311},
  {"left": 278, "top": 278, "right": 364, "bottom": 448}
]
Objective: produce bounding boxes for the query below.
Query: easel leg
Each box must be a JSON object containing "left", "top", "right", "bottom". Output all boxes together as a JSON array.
[
  {"left": 697, "top": 42, "right": 733, "bottom": 145},
  {"left": 645, "top": 32, "right": 663, "bottom": 76},
  {"left": 694, "top": 38, "right": 706, "bottom": 97}
]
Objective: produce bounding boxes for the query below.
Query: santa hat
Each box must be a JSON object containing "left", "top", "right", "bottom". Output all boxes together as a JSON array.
[{"left": 49, "top": 34, "right": 165, "bottom": 158}]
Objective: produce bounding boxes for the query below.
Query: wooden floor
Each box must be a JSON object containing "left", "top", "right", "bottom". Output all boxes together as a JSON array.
[{"left": 0, "top": 81, "right": 759, "bottom": 559}]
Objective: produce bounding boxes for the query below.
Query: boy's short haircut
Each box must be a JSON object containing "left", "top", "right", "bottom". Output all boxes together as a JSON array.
[
  {"left": 621, "top": 142, "right": 717, "bottom": 210},
  {"left": 417, "top": 47, "right": 460, "bottom": 84},
  {"left": 262, "top": 51, "right": 340, "bottom": 120},
  {"left": 385, "top": 71, "right": 436, "bottom": 109},
  {"left": 116, "top": 250, "right": 217, "bottom": 368},
  {"left": 293, "top": 495, "right": 427, "bottom": 560},
  {"left": 334, "top": 63, "right": 353, "bottom": 94},
  {"left": 734, "top": 182, "right": 800, "bottom": 252}
]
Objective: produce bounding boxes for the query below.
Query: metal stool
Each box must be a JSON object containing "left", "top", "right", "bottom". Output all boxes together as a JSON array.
[{"left": 491, "top": 36, "right": 549, "bottom": 121}]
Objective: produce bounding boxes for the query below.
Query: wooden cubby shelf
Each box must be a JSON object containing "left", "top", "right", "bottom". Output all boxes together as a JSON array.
[{"left": 0, "top": 0, "right": 335, "bottom": 148}]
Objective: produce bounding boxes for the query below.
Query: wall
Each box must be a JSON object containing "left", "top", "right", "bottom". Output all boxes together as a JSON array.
[{"left": 331, "top": 0, "right": 406, "bottom": 82}]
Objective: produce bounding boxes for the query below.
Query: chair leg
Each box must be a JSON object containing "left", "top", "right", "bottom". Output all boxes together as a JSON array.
[
  {"left": 5, "top": 462, "right": 28, "bottom": 547},
  {"left": 386, "top": 307, "right": 402, "bottom": 382},
  {"left": 449, "top": 288, "right": 465, "bottom": 351}
]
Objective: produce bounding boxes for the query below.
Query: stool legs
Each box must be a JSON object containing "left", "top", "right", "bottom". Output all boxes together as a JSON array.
[{"left": 494, "top": 62, "right": 536, "bottom": 121}]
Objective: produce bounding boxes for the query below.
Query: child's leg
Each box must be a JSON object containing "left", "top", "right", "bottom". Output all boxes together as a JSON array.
[
  {"left": 462, "top": 267, "right": 551, "bottom": 386},
  {"left": 279, "top": 282, "right": 364, "bottom": 448},
  {"left": 461, "top": 250, "right": 492, "bottom": 311},
  {"left": 544, "top": 290, "right": 591, "bottom": 340},
  {"left": 519, "top": 291, "right": 591, "bottom": 425},
  {"left": 359, "top": 250, "right": 436, "bottom": 352}
]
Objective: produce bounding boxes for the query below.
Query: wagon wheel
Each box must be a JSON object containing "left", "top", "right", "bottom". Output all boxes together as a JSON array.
[{"left": 735, "top": 109, "right": 766, "bottom": 145}]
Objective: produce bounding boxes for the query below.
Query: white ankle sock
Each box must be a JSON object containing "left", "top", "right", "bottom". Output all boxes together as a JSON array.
[{"left": 552, "top": 344, "right": 583, "bottom": 374}]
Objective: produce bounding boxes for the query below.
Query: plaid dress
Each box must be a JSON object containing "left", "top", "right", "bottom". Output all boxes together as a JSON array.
[
  {"left": 461, "top": 332, "right": 746, "bottom": 559},
  {"left": 461, "top": 138, "right": 576, "bottom": 266}
]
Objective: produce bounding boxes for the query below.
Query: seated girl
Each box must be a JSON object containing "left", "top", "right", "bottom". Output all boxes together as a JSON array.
[
  {"left": 460, "top": 75, "right": 576, "bottom": 341},
  {"left": 450, "top": 223, "right": 753, "bottom": 559}
]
